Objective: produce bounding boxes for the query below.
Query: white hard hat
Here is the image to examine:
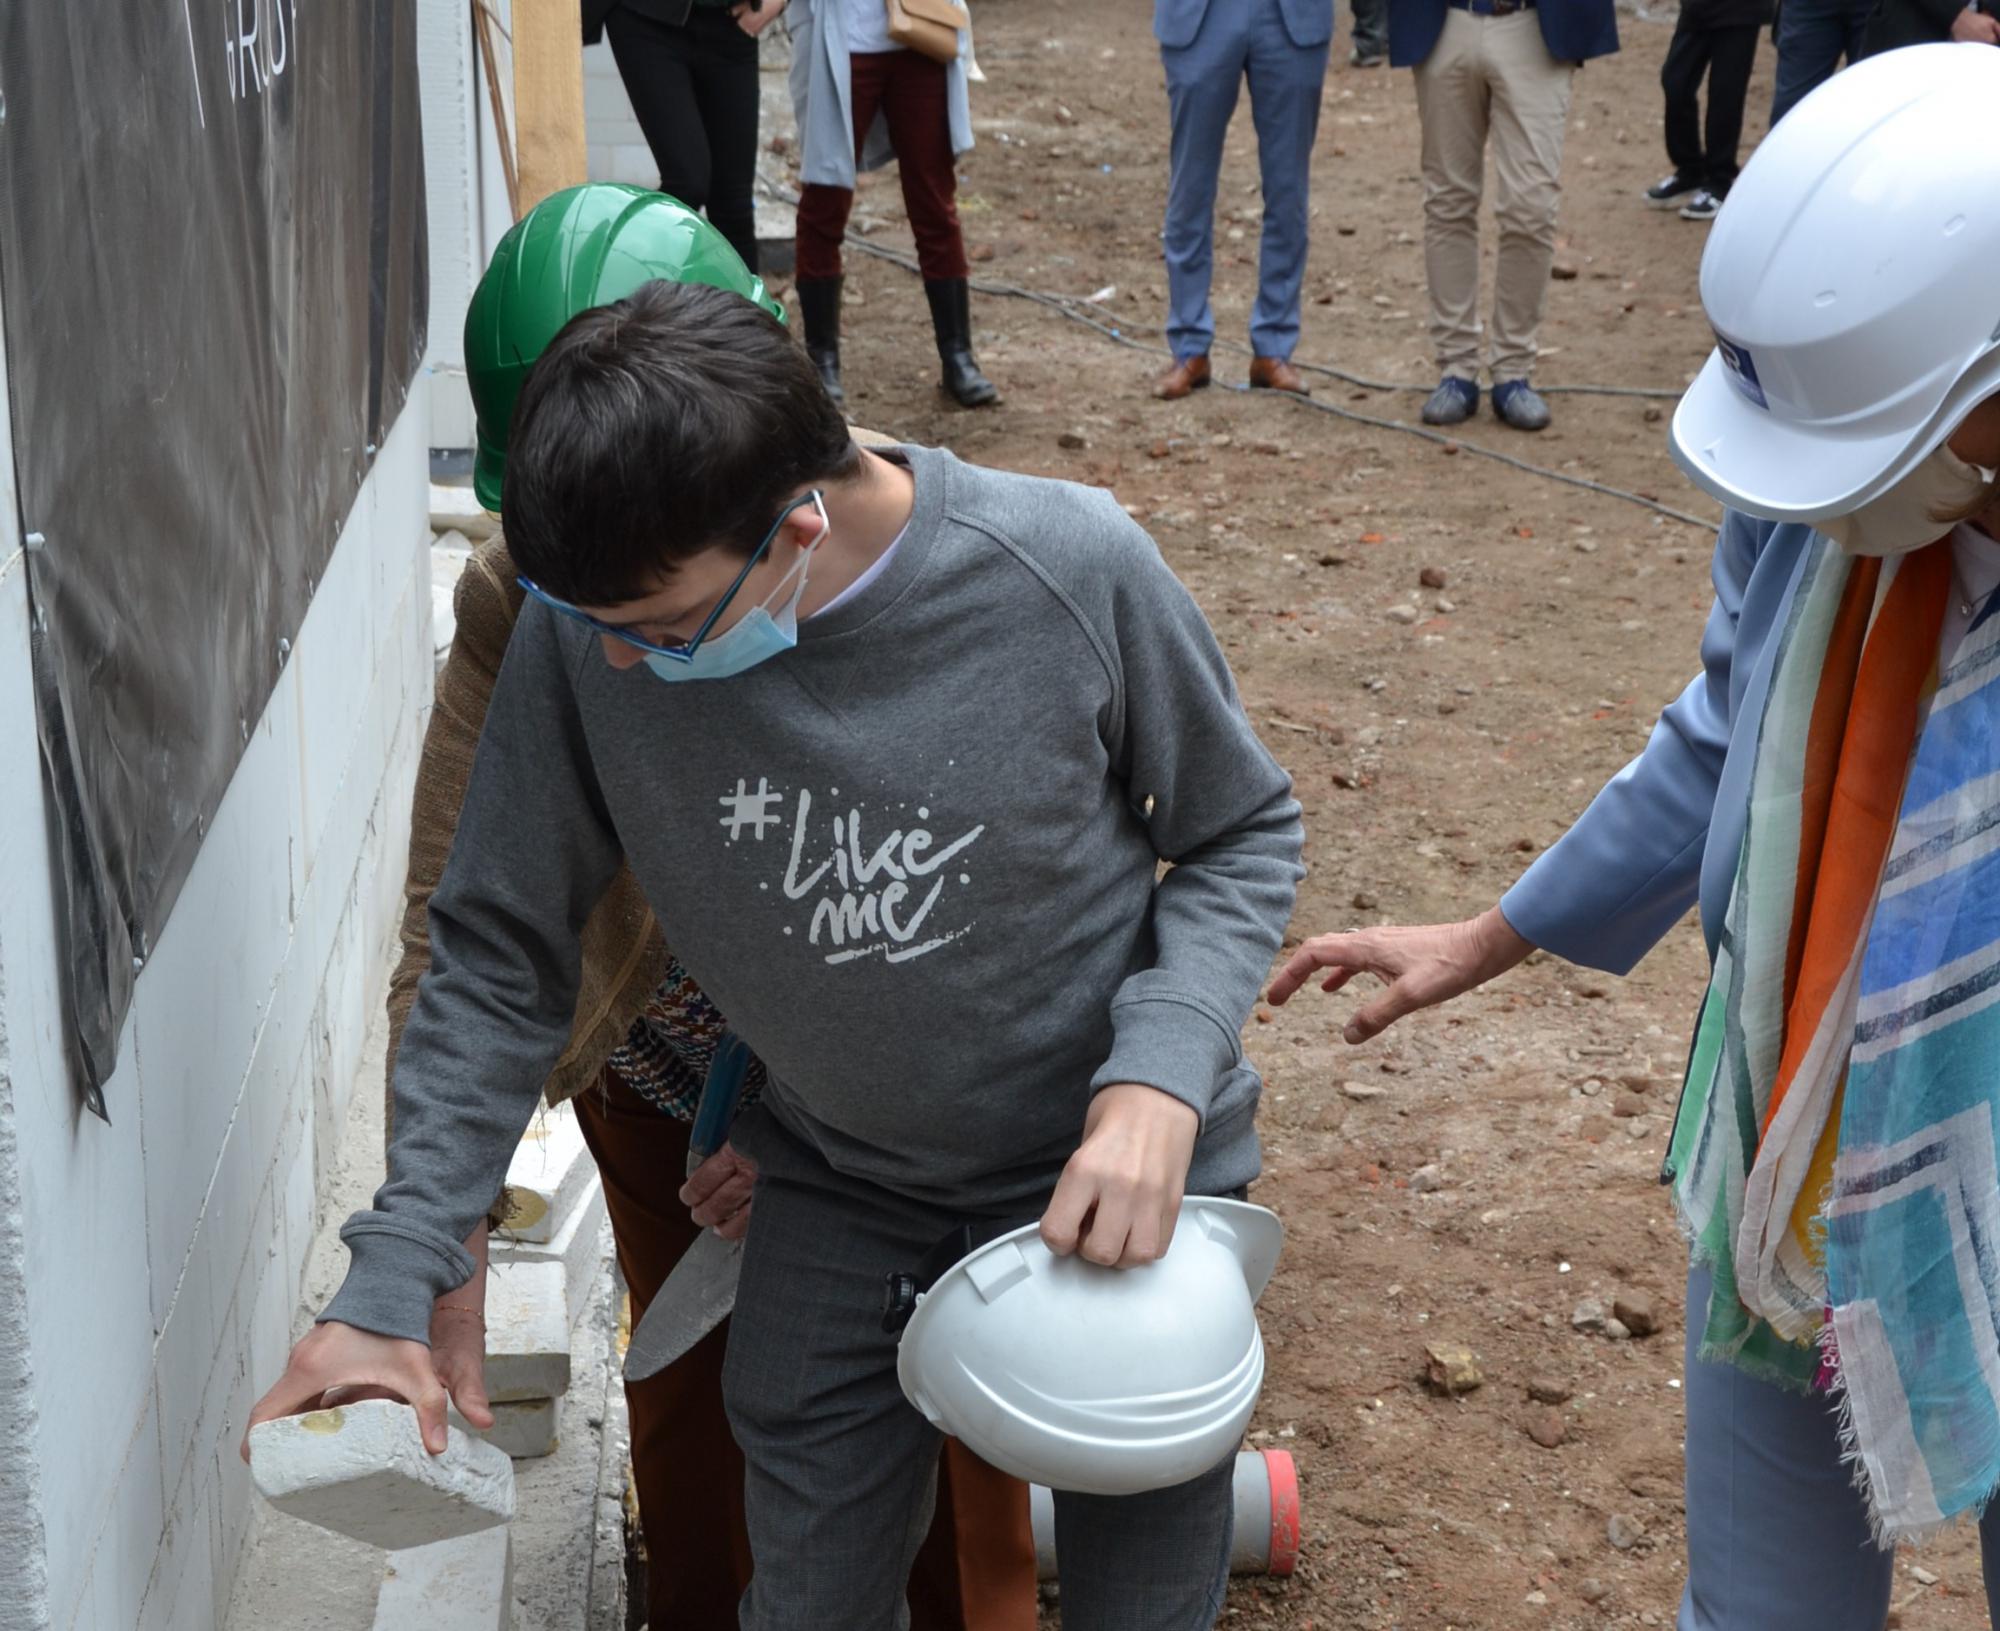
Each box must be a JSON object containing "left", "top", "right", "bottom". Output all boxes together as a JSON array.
[
  {"left": 1671, "top": 45, "right": 2000, "bottom": 523},
  {"left": 892, "top": 1199, "right": 1283, "bottom": 1497}
]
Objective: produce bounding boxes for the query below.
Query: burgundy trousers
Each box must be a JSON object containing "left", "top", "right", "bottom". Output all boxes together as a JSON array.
[{"left": 795, "top": 48, "right": 970, "bottom": 283}]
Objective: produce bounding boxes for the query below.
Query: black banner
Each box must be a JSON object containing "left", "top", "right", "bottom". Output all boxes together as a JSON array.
[{"left": 0, "top": 1, "right": 429, "bottom": 1113}]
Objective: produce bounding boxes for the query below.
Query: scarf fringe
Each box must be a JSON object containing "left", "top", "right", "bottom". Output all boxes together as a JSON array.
[{"left": 1814, "top": 1312, "right": 2000, "bottom": 1550}]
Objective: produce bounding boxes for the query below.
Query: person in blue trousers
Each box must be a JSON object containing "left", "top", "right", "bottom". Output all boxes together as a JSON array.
[
  {"left": 1270, "top": 49, "right": 2000, "bottom": 1630},
  {"left": 1767, "top": 0, "right": 1874, "bottom": 123},
  {"left": 1151, "top": 0, "right": 1333, "bottom": 401}
]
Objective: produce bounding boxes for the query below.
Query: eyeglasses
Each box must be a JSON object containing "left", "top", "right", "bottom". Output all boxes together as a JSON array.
[{"left": 518, "top": 489, "right": 828, "bottom": 663}]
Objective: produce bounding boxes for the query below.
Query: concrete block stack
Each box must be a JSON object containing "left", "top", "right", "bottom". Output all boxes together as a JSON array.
[{"left": 481, "top": 1102, "right": 609, "bottom": 1460}]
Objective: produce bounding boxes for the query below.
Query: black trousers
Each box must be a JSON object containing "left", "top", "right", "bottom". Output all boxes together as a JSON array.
[
  {"left": 605, "top": 2, "right": 761, "bottom": 271},
  {"left": 1661, "top": 20, "right": 1762, "bottom": 195}
]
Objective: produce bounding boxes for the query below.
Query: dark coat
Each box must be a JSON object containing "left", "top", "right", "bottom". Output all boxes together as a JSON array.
[
  {"left": 1861, "top": 0, "right": 1976, "bottom": 53},
  {"left": 1388, "top": 0, "right": 1620, "bottom": 67}
]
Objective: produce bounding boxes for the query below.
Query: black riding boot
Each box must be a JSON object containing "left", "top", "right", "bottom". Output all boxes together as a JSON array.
[
  {"left": 923, "top": 278, "right": 999, "bottom": 408},
  {"left": 797, "top": 277, "right": 845, "bottom": 407}
]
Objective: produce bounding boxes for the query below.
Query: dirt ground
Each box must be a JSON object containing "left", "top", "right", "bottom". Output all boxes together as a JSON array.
[{"left": 760, "top": 6, "right": 1988, "bottom": 1627}]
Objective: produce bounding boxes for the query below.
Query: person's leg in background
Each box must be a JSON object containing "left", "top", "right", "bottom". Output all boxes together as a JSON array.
[
  {"left": 1048, "top": 1457, "right": 1236, "bottom": 1631},
  {"left": 1677, "top": 1266, "right": 1898, "bottom": 1630},
  {"left": 1482, "top": 8, "right": 1573, "bottom": 431},
  {"left": 684, "top": 6, "right": 764, "bottom": 271},
  {"left": 794, "top": 51, "right": 895, "bottom": 405},
  {"left": 1699, "top": 24, "right": 1762, "bottom": 199},
  {"left": 875, "top": 50, "right": 998, "bottom": 407},
  {"left": 1838, "top": 0, "right": 1872, "bottom": 70},
  {"left": 573, "top": 1066, "right": 754, "bottom": 1630},
  {"left": 1156, "top": 6, "right": 1251, "bottom": 398},
  {"left": 606, "top": 7, "right": 714, "bottom": 215},
  {"left": 1412, "top": 7, "right": 1491, "bottom": 425},
  {"left": 1655, "top": 15, "right": 1713, "bottom": 204},
  {"left": 1243, "top": 0, "right": 1331, "bottom": 393},
  {"left": 906, "top": 1445, "right": 1039, "bottom": 1631},
  {"left": 1769, "top": 0, "right": 1853, "bottom": 124},
  {"left": 1350, "top": 0, "right": 1388, "bottom": 65}
]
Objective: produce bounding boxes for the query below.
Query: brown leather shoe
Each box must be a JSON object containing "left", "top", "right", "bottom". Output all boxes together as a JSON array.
[
  {"left": 1153, "top": 354, "right": 1211, "bottom": 400},
  {"left": 1249, "top": 356, "right": 1310, "bottom": 395}
]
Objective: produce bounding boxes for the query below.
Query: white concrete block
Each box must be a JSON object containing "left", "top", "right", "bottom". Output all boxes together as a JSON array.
[
  {"left": 248, "top": 1400, "right": 515, "bottom": 1551},
  {"left": 491, "top": 1177, "right": 606, "bottom": 1336},
  {"left": 373, "top": 1529, "right": 514, "bottom": 1631},
  {"left": 88, "top": 1391, "right": 169, "bottom": 1631},
  {"left": 495, "top": 1102, "right": 596, "bottom": 1245},
  {"left": 486, "top": 1260, "right": 572, "bottom": 1403},
  {"left": 453, "top": 1397, "right": 560, "bottom": 1462}
]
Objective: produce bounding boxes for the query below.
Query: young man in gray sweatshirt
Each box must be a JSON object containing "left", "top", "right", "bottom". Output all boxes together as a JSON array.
[{"left": 248, "top": 281, "right": 1304, "bottom": 1628}]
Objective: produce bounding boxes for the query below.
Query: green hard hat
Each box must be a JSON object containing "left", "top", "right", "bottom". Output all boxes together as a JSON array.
[{"left": 464, "top": 183, "right": 786, "bottom": 511}]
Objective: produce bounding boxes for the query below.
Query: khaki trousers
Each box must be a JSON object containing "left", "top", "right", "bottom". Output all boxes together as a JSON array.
[{"left": 1412, "top": 8, "right": 1574, "bottom": 384}]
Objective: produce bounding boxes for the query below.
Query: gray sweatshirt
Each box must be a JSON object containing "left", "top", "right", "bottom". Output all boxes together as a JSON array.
[{"left": 324, "top": 446, "right": 1305, "bottom": 1343}]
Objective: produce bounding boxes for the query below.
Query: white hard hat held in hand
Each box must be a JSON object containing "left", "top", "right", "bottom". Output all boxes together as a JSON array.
[
  {"left": 1671, "top": 44, "right": 2000, "bottom": 524},
  {"left": 890, "top": 1198, "right": 1284, "bottom": 1497}
]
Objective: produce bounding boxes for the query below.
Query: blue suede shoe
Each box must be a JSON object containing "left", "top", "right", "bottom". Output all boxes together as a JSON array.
[
  {"left": 1420, "top": 376, "right": 1480, "bottom": 426},
  {"left": 1492, "top": 379, "right": 1552, "bottom": 432}
]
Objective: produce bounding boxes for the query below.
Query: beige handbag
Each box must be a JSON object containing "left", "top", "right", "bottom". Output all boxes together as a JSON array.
[{"left": 885, "top": 0, "right": 968, "bottom": 63}]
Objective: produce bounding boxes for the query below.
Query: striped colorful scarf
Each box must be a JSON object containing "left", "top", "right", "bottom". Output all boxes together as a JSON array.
[{"left": 1666, "top": 535, "right": 2000, "bottom": 1541}]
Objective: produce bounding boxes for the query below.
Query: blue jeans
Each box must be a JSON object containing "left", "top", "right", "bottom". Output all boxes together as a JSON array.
[
  {"left": 1679, "top": 1266, "right": 2000, "bottom": 1628},
  {"left": 1768, "top": 0, "right": 1872, "bottom": 124}
]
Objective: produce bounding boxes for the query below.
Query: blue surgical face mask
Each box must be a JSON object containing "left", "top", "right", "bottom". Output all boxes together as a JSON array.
[{"left": 642, "top": 546, "right": 814, "bottom": 683}]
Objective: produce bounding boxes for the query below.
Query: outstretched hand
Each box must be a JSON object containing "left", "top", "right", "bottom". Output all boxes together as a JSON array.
[{"left": 1266, "top": 905, "right": 1536, "bottom": 1042}]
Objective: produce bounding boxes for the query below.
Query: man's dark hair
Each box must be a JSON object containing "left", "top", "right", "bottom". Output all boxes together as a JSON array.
[{"left": 502, "top": 279, "right": 859, "bottom": 606}]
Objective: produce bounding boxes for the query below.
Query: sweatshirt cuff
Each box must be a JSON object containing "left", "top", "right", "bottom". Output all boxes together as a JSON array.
[
  {"left": 318, "top": 1218, "right": 476, "bottom": 1346},
  {"left": 1090, "top": 994, "right": 1240, "bottom": 1127}
]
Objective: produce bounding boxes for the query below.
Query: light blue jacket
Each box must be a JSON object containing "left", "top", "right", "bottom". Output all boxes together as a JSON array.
[
  {"left": 787, "top": 0, "right": 973, "bottom": 191},
  {"left": 1500, "top": 513, "right": 1820, "bottom": 973}
]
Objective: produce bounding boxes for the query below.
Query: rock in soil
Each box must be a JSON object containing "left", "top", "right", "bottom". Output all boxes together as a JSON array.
[
  {"left": 1527, "top": 1375, "right": 1574, "bottom": 1405},
  {"left": 1579, "top": 1578, "right": 1612, "bottom": 1604},
  {"left": 1424, "top": 1342, "right": 1484, "bottom": 1396},
  {"left": 1607, "top": 1513, "right": 1646, "bottom": 1551},
  {"left": 1571, "top": 1298, "right": 1608, "bottom": 1332},
  {"left": 1614, "top": 1293, "right": 1661, "bottom": 1338},
  {"left": 1525, "top": 1408, "right": 1568, "bottom": 1449}
]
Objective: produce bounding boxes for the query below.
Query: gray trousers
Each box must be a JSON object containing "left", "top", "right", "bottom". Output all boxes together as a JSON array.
[
  {"left": 723, "top": 1105, "right": 1237, "bottom": 1630},
  {"left": 1680, "top": 1266, "right": 2000, "bottom": 1628}
]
